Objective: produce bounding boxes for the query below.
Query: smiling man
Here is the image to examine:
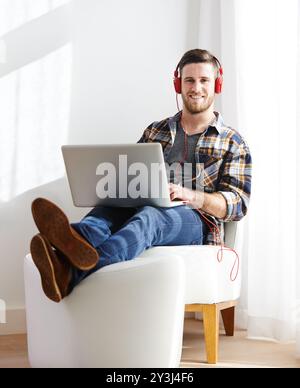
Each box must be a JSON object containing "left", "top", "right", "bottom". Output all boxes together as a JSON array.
[
  {"left": 167, "top": 50, "right": 230, "bottom": 220},
  {"left": 146, "top": 49, "right": 252, "bottom": 243},
  {"left": 30, "top": 49, "right": 252, "bottom": 303}
]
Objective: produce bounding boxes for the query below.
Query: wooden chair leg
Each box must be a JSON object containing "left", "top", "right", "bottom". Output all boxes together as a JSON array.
[
  {"left": 221, "top": 306, "right": 235, "bottom": 336},
  {"left": 202, "top": 304, "right": 219, "bottom": 364}
]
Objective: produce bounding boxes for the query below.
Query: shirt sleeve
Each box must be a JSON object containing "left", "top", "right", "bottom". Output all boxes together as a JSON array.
[
  {"left": 137, "top": 125, "right": 152, "bottom": 143},
  {"left": 217, "top": 142, "right": 252, "bottom": 222}
]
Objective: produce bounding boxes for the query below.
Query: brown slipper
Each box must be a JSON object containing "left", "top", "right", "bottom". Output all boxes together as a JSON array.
[
  {"left": 30, "top": 234, "right": 68, "bottom": 303},
  {"left": 31, "top": 198, "right": 99, "bottom": 271}
]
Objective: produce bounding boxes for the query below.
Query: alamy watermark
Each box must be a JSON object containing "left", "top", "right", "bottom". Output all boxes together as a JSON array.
[
  {"left": 0, "top": 299, "right": 6, "bottom": 324},
  {"left": 95, "top": 156, "right": 205, "bottom": 200},
  {"left": 0, "top": 39, "right": 7, "bottom": 64}
]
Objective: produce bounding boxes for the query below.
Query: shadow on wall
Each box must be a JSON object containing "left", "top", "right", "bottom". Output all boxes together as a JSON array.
[
  {"left": 0, "top": 2, "right": 72, "bottom": 203},
  {"left": 0, "top": 3, "right": 71, "bottom": 78},
  {"left": 0, "top": 177, "right": 90, "bottom": 308}
]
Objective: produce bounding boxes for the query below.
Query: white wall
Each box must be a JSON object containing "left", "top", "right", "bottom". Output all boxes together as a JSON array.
[
  {"left": 69, "top": 0, "right": 191, "bottom": 144},
  {"left": 0, "top": 0, "right": 196, "bottom": 333}
]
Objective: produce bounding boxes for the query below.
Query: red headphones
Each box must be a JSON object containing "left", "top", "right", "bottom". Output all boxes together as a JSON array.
[{"left": 173, "top": 58, "right": 223, "bottom": 94}]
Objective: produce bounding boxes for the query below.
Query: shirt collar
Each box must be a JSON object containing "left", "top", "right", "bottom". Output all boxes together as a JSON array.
[
  {"left": 168, "top": 111, "right": 224, "bottom": 135},
  {"left": 210, "top": 112, "right": 224, "bottom": 134}
]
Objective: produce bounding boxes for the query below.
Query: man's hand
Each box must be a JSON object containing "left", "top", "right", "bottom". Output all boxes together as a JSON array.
[
  {"left": 169, "top": 183, "right": 227, "bottom": 219},
  {"left": 169, "top": 183, "right": 203, "bottom": 207}
]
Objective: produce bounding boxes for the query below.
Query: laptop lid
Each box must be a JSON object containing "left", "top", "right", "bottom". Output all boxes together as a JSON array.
[{"left": 62, "top": 143, "right": 178, "bottom": 208}]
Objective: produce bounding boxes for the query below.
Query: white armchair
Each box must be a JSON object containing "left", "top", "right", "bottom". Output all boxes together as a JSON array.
[{"left": 24, "top": 222, "right": 240, "bottom": 367}]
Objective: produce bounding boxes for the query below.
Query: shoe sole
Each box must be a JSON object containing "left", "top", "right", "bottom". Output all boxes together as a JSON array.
[
  {"left": 32, "top": 198, "right": 99, "bottom": 271},
  {"left": 30, "top": 235, "right": 62, "bottom": 303}
]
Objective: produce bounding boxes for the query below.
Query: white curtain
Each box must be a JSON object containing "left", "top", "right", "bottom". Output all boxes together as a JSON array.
[
  {"left": 198, "top": 0, "right": 300, "bottom": 353},
  {"left": 296, "top": 0, "right": 300, "bottom": 358}
]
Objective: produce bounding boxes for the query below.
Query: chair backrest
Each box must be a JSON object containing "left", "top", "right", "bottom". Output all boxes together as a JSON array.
[{"left": 224, "top": 222, "right": 238, "bottom": 249}]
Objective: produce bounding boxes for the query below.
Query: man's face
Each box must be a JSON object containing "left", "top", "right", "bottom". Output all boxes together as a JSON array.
[{"left": 181, "top": 62, "right": 216, "bottom": 114}]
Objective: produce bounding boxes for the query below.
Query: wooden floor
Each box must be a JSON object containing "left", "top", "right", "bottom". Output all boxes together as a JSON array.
[
  {"left": 0, "top": 319, "right": 299, "bottom": 368},
  {"left": 181, "top": 319, "right": 300, "bottom": 368},
  {"left": 0, "top": 334, "right": 30, "bottom": 368}
]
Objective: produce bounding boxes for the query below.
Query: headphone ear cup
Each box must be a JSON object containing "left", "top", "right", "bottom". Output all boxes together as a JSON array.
[
  {"left": 215, "top": 76, "right": 223, "bottom": 94},
  {"left": 173, "top": 77, "right": 181, "bottom": 94}
]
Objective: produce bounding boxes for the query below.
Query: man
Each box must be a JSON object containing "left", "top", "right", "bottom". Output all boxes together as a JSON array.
[{"left": 30, "top": 49, "right": 252, "bottom": 303}]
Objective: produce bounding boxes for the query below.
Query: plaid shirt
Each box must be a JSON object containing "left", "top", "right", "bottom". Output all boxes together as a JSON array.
[{"left": 138, "top": 111, "right": 252, "bottom": 245}]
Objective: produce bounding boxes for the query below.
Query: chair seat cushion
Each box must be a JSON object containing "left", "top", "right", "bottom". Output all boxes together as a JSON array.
[{"left": 138, "top": 246, "right": 241, "bottom": 304}]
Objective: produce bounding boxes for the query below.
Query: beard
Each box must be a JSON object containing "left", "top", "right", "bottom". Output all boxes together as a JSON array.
[{"left": 182, "top": 94, "right": 214, "bottom": 115}]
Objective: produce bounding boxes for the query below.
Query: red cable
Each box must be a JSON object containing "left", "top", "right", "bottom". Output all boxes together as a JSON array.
[{"left": 195, "top": 209, "right": 240, "bottom": 282}]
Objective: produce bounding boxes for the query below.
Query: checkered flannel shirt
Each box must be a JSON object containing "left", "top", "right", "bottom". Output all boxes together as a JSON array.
[{"left": 138, "top": 111, "right": 252, "bottom": 245}]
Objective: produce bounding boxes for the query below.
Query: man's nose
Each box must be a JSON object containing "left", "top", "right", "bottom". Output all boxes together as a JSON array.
[{"left": 192, "top": 80, "right": 203, "bottom": 92}]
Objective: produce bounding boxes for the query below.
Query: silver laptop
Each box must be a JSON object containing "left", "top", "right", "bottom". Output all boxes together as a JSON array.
[{"left": 62, "top": 144, "right": 184, "bottom": 208}]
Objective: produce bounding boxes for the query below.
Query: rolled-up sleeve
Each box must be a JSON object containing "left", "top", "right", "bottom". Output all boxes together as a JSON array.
[{"left": 218, "top": 143, "right": 252, "bottom": 222}]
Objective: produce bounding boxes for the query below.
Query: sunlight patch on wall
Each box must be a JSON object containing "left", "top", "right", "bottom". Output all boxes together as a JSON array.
[
  {"left": 0, "top": 38, "right": 6, "bottom": 63},
  {"left": 0, "top": 43, "right": 72, "bottom": 202},
  {"left": 0, "top": 0, "right": 71, "bottom": 36}
]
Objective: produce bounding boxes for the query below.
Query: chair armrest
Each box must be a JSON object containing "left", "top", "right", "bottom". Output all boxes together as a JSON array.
[{"left": 24, "top": 254, "right": 186, "bottom": 368}]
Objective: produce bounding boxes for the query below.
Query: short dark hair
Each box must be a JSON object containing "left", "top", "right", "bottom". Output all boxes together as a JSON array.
[{"left": 178, "top": 49, "right": 220, "bottom": 78}]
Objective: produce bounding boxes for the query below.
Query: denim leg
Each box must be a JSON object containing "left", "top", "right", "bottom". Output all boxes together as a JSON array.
[
  {"left": 69, "top": 205, "right": 206, "bottom": 290},
  {"left": 69, "top": 206, "right": 136, "bottom": 291},
  {"left": 71, "top": 206, "right": 136, "bottom": 248},
  {"left": 99, "top": 205, "right": 206, "bottom": 263}
]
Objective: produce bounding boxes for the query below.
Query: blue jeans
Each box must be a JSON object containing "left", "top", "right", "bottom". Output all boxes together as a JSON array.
[{"left": 69, "top": 205, "right": 206, "bottom": 290}]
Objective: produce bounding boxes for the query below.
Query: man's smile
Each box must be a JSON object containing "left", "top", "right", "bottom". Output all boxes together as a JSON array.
[{"left": 189, "top": 95, "right": 205, "bottom": 102}]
